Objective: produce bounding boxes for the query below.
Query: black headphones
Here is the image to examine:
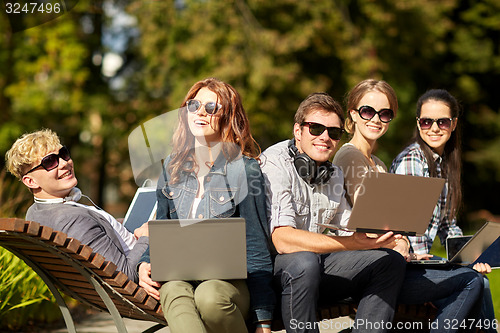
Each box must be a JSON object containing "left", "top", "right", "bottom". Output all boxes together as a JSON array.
[{"left": 287, "top": 139, "right": 334, "bottom": 185}]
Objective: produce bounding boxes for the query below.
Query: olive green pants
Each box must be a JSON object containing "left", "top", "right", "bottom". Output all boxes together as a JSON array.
[{"left": 159, "top": 279, "right": 250, "bottom": 333}]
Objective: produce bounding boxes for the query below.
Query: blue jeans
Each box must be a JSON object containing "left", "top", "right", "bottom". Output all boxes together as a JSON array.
[
  {"left": 480, "top": 276, "right": 497, "bottom": 333},
  {"left": 399, "top": 265, "right": 484, "bottom": 333},
  {"left": 274, "top": 249, "right": 407, "bottom": 333}
]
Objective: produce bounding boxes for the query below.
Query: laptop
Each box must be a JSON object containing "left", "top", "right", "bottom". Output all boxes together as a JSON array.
[
  {"left": 319, "top": 172, "right": 445, "bottom": 236},
  {"left": 148, "top": 218, "right": 247, "bottom": 281},
  {"left": 122, "top": 187, "right": 157, "bottom": 233},
  {"left": 411, "top": 221, "right": 500, "bottom": 267}
]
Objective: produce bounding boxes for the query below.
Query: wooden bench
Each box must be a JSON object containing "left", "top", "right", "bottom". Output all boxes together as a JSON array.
[
  {"left": 0, "top": 218, "right": 166, "bottom": 333},
  {"left": 0, "top": 218, "right": 436, "bottom": 332}
]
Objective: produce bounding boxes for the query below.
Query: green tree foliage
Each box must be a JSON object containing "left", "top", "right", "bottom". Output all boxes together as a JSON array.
[
  {"left": 125, "top": 0, "right": 500, "bottom": 217},
  {"left": 1, "top": 0, "right": 498, "bottom": 212},
  {"left": 0, "top": 2, "right": 138, "bottom": 207},
  {"left": 1, "top": 0, "right": 500, "bottom": 327},
  {"left": 2, "top": 0, "right": 498, "bottom": 217}
]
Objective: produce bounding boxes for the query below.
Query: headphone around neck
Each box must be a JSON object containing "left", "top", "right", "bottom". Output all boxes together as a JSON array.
[
  {"left": 287, "top": 139, "right": 334, "bottom": 185},
  {"left": 34, "top": 188, "right": 102, "bottom": 210}
]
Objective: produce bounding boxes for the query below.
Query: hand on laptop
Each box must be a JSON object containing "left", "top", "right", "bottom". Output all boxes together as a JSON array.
[
  {"left": 411, "top": 253, "right": 433, "bottom": 261},
  {"left": 134, "top": 222, "right": 149, "bottom": 239},
  {"left": 138, "top": 262, "right": 162, "bottom": 300},
  {"left": 473, "top": 262, "right": 491, "bottom": 275},
  {"left": 393, "top": 238, "right": 410, "bottom": 261},
  {"left": 352, "top": 231, "right": 401, "bottom": 250}
]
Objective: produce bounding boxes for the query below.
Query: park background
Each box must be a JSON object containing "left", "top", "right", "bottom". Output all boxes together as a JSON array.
[{"left": 0, "top": 0, "right": 499, "bottom": 329}]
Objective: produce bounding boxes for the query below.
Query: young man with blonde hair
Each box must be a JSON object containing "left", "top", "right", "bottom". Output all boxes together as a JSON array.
[{"left": 6, "top": 129, "right": 148, "bottom": 282}]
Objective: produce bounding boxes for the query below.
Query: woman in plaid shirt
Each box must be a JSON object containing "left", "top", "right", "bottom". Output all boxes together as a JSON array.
[{"left": 390, "top": 89, "right": 496, "bottom": 330}]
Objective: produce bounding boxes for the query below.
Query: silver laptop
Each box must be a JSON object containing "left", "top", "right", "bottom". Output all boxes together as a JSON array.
[
  {"left": 148, "top": 218, "right": 247, "bottom": 281},
  {"left": 451, "top": 221, "right": 500, "bottom": 266},
  {"left": 320, "top": 172, "right": 445, "bottom": 236},
  {"left": 412, "top": 221, "right": 500, "bottom": 267},
  {"left": 123, "top": 187, "right": 157, "bottom": 233}
]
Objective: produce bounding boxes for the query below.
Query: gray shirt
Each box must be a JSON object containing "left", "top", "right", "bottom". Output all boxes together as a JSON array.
[
  {"left": 26, "top": 202, "right": 148, "bottom": 282},
  {"left": 260, "top": 140, "right": 351, "bottom": 235}
]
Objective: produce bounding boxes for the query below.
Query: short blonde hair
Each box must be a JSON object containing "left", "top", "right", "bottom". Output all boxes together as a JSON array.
[{"left": 5, "top": 129, "right": 62, "bottom": 179}]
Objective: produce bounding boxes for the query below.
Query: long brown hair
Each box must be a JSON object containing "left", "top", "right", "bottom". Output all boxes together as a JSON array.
[
  {"left": 168, "top": 78, "right": 260, "bottom": 183},
  {"left": 415, "top": 89, "right": 462, "bottom": 220}
]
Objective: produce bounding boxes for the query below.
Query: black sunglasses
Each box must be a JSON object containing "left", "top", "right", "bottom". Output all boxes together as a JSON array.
[
  {"left": 356, "top": 105, "right": 394, "bottom": 123},
  {"left": 301, "top": 122, "right": 344, "bottom": 141},
  {"left": 25, "top": 146, "right": 71, "bottom": 175},
  {"left": 186, "top": 99, "right": 222, "bottom": 115},
  {"left": 417, "top": 117, "right": 454, "bottom": 130}
]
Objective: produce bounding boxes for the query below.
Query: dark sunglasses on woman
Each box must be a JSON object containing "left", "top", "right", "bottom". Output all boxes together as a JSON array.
[
  {"left": 356, "top": 105, "right": 394, "bottom": 123},
  {"left": 186, "top": 99, "right": 222, "bottom": 115},
  {"left": 301, "top": 122, "right": 344, "bottom": 141},
  {"left": 25, "top": 146, "right": 71, "bottom": 175},
  {"left": 417, "top": 117, "right": 454, "bottom": 130}
]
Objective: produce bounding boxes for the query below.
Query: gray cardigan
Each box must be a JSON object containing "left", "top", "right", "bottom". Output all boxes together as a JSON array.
[{"left": 26, "top": 202, "right": 148, "bottom": 282}]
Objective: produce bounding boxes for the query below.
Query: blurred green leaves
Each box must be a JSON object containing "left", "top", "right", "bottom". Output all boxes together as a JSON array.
[{"left": 0, "top": 0, "right": 499, "bottom": 217}]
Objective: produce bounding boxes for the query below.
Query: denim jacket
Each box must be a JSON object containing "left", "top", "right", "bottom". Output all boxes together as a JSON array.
[{"left": 140, "top": 152, "right": 275, "bottom": 322}]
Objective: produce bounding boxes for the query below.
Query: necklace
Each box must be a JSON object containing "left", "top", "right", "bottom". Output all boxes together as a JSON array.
[{"left": 205, "top": 161, "right": 214, "bottom": 169}]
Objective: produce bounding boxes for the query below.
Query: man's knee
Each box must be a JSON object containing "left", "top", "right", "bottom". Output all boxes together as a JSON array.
[
  {"left": 370, "top": 249, "right": 407, "bottom": 281},
  {"left": 380, "top": 249, "right": 407, "bottom": 269},
  {"left": 276, "top": 251, "right": 321, "bottom": 289}
]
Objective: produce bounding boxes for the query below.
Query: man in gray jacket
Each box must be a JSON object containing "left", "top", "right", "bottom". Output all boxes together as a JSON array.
[{"left": 6, "top": 129, "right": 148, "bottom": 283}]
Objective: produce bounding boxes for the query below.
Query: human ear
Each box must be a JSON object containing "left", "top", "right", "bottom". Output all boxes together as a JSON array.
[
  {"left": 451, "top": 118, "right": 458, "bottom": 132},
  {"left": 22, "top": 174, "right": 41, "bottom": 190},
  {"left": 293, "top": 123, "right": 302, "bottom": 142},
  {"left": 350, "top": 109, "right": 358, "bottom": 123}
]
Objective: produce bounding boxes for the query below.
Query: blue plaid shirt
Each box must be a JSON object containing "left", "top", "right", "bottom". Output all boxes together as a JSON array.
[{"left": 389, "top": 143, "right": 463, "bottom": 254}]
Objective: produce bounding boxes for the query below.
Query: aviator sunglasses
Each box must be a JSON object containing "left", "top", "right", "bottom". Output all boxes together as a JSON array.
[
  {"left": 186, "top": 99, "right": 222, "bottom": 115},
  {"left": 25, "top": 146, "right": 71, "bottom": 175},
  {"left": 301, "top": 122, "right": 344, "bottom": 141},
  {"left": 417, "top": 117, "right": 454, "bottom": 130},
  {"left": 356, "top": 105, "right": 394, "bottom": 123}
]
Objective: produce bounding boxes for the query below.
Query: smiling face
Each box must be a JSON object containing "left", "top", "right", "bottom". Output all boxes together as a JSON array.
[
  {"left": 294, "top": 109, "right": 342, "bottom": 163},
  {"left": 22, "top": 146, "right": 78, "bottom": 199},
  {"left": 417, "top": 100, "right": 457, "bottom": 155},
  {"left": 350, "top": 91, "right": 392, "bottom": 144},
  {"left": 187, "top": 87, "right": 221, "bottom": 144}
]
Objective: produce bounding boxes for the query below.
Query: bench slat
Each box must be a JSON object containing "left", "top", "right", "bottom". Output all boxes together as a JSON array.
[{"left": 0, "top": 218, "right": 25, "bottom": 232}]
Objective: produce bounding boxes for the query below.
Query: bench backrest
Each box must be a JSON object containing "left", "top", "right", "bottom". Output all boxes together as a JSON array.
[{"left": 0, "top": 218, "right": 167, "bottom": 326}]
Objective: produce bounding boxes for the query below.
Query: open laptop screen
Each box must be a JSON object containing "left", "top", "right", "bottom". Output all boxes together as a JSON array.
[
  {"left": 148, "top": 218, "right": 247, "bottom": 281},
  {"left": 123, "top": 187, "right": 157, "bottom": 233},
  {"left": 446, "top": 236, "right": 472, "bottom": 260},
  {"left": 319, "top": 172, "right": 445, "bottom": 236}
]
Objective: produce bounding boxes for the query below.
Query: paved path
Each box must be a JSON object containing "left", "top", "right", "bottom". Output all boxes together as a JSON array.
[
  {"left": 47, "top": 312, "right": 170, "bottom": 333},
  {"left": 46, "top": 312, "right": 354, "bottom": 333}
]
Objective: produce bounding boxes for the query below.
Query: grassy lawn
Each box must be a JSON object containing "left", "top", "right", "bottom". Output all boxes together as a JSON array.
[
  {"left": 488, "top": 271, "right": 500, "bottom": 320},
  {"left": 430, "top": 237, "right": 499, "bottom": 320}
]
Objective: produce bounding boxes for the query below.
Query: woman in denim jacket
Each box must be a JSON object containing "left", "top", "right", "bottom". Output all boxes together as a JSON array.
[{"left": 138, "top": 78, "right": 275, "bottom": 333}]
